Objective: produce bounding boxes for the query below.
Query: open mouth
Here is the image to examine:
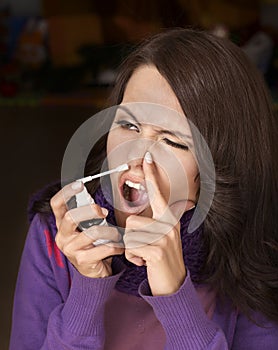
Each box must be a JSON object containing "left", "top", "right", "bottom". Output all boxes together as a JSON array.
[{"left": 121, "top": 180, "right": 149, "bottom": 208}]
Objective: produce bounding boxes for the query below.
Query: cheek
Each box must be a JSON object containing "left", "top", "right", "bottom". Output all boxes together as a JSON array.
[
  {"left": 182, "top": 157, "right": 199, "bottom": 199},
  {"left": 165, "top": 151, "right": 199, "bottom": 203},
  {"left": 152, "top": 164, "right": 170, "bottom": 198},
  {"left": 150, "top": 145, "right": 196, "bottom": 203},
  {"left": 107, "top": 129, "right": 122, "bottom": 154},
  {"left": 106, "top": 131, "right": 129, "bottom": 168}
]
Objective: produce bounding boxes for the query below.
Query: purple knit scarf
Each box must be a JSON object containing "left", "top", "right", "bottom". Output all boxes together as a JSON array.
[{"left": 94, "top": 186, "right": 206, "bottom": 296}]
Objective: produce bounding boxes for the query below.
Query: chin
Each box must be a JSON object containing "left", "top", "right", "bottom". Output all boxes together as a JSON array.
[{"left": 114, "top": 206, "right": 152, "bottom": 228}]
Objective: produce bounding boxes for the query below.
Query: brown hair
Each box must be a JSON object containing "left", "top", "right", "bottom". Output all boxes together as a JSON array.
[
  {"left": 32, "top": 28, "right": 278, "bottom": 323},
  {"left": 110, "top": 28, "right": 278, "bottom": 322}
]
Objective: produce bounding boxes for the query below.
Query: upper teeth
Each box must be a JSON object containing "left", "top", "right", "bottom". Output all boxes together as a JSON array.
[{"left": 125, "top": 180, "right": 145, "bottom": 191}]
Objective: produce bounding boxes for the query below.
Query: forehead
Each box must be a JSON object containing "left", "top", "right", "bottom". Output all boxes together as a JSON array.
[{"left": 122, "top": 65, "right": 184, "bottom": 116}]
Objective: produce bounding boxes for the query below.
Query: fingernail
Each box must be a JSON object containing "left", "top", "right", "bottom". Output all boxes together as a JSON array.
[
  {"left": 144, "top": 151, "right": 153, "bottom": 164},
  {"left": 71, "top": 181, "right": 82, "bottom": 190},
  {"left": 101, "top": 207, "right": 109, "bottom": 216}
]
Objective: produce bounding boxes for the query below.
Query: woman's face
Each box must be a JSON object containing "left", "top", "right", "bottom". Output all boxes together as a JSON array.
[{"left": 107, "top": 65, "right": 199, "bottom": 227}]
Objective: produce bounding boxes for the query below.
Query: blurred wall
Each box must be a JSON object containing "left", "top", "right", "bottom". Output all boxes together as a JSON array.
[{"left": 2, "top": 0, "right": 42, "bottom": 16}]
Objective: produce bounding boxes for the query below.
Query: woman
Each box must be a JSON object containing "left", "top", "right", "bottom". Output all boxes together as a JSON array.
[{"left": 10, "top": 28, "right": 278, "bottom": 349}]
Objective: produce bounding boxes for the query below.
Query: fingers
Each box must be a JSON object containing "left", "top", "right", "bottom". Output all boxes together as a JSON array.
[
  {"left": 50, "top": 181, "right": 84, "bottom": 227},
  {"left": 56, "top": 225, "right": 124, "bottom": 278},
  {"left": 143, "top": 151, "right": 168, "bottom": 221},
  {"left": 124, "top": 224, "right": 179, "bottom": 251},
  {"left": 124, "top": 214, "right": 173, "bottom": 248},
  {"left": 64, "top": 242, "right": 124, "bottom": 278},
  {"left": 125, "top": 245, "right": 153, "bottom": 266},
  {"left": 84, "top": 225, "right": 122, "bottom": 246},
  {"left": 62, "top": 233, "right": 124, "bottom": 263},
  {"left": 51, "top": 182, "right": 125, "bottom": 279},
  {"left": 58, "top": 204, "right": 107, "bottom": 237},
  {"left": 124, "top": 231, "right": 179, "bottom": 268}
]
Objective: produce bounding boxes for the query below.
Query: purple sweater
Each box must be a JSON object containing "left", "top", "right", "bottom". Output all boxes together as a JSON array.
[{"left": 10, "top": 194, "right": 278, "bottom": 349}]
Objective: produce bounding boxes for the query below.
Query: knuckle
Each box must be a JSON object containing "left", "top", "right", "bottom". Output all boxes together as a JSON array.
[
  {"left": 50, "top": 196, "right": 59, "bottom": 210},
  {"left": 171, "top": 226, "right": 179, "bottom": 238},
  {"left": 63, "top": 245, "right": 74, "bottom": 259},
  {"left": 75, "top": 251, "right": 87, "bottom": 266},
  {"left": 85, "top": 225, "right": 98, "bottom": 238},
  {"left": 123, "top": 232, "right": 130, "bottom": 245},
  {"left": 125, "top": 215, "right": 132, "bottom": 226},
  {"left": 105, "top": 227, "right": 120, "bottom": 242},
  {"left": 63, "top": 210, "right": 74, "bottom": 225},
  {"left": 162, "top": 226, "right": 176, "bottom": 244},
  {"left": 90, "top": 203, "right": 101, "bottom": 213},
  {"left": 153, "top": 246, "right": 165, "bottom": 262},
  {"left": 125, "top": 215, "right": 137, "bottom": 227},
  {"left": 106, "top": 246, "right": 116, "bottom": 255},
  {"left": 55, "top": 234, "right": 62, "bottom": 249},
  {"left": 158, "top": 235, "right": 168, "bottom": 248},
  {"left": 109, "top": 245, "right": 122, "bottom": 254},
  {"left": 116, "top": 230, "right": 122, "bottom": 242},
  {"left": 163, "top": 223, "right": 174, "bottom": 237}
]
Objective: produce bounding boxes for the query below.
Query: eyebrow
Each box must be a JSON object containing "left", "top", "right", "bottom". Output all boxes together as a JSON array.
[{"left": 117, "top": 105, "right": 193, "bottom": 142}]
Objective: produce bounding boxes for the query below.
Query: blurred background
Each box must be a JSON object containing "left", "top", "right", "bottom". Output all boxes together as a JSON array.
[{"left": 1, "top": 0, "right": 278, "bottom": 348}]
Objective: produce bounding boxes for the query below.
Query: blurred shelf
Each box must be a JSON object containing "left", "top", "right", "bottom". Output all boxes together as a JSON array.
[{"left": 0, "top": 87, "right": 112, "bottom": 108}]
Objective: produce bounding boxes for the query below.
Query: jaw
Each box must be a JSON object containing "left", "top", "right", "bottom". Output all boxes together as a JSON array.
[{"left": 114, "top": 205, "right": 153, "bottom": 228}]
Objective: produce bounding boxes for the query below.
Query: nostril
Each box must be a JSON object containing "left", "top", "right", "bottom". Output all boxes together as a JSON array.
[{"left": 126, "top": 157, "right": 145, "bottom": 169}]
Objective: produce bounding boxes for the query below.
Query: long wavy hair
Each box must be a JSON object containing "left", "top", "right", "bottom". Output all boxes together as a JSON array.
[
  {"left": 111, "top": 28, "right": 278, "bottom": 323},
  {"left": 31, "top": 28, "right": 278, "bottom": 323}
]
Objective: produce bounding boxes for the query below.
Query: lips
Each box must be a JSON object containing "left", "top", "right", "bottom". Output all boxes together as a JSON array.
[
  {"left": 123, "top": 181, "right": 148, "bottom": 206},
  {"left": 118, "top": 172, "right": 150, "bottom": 214}
]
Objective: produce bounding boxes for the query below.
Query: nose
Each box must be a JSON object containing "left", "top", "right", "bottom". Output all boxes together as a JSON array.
[{"left": 126, "top": 138, "right": 155, "bottom": 168}]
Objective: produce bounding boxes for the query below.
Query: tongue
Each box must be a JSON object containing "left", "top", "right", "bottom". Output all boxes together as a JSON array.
[
  {"left": 129, "top": 187, "right": 149, "bottom": 206},
  {"left": 130, "top": 187, "right": 140, "bottom": 202}
]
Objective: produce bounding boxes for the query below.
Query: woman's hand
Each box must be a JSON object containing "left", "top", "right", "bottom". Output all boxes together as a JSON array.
[
  {"left": 50, "top": 182, "right": 124, "bottom": 278},
  {"left": 124, "top": 153, "right": 191, "bottom": 296}
]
